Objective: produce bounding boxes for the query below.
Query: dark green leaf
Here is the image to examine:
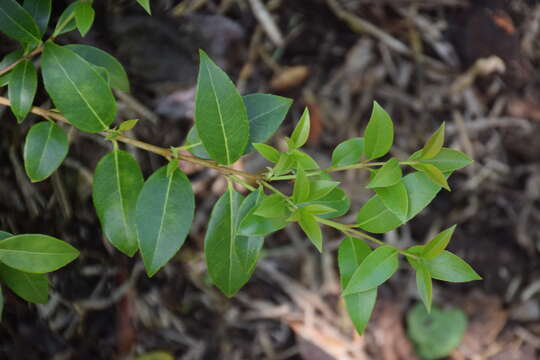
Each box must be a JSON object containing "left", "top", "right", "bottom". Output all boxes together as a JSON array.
[
  {"left": 293, "top": 167, "right": 310, "bottom": 203},
  {"left": 195, "top": 50, "right": 248, "bottom": 165},
  {"left": 0, "top": 234, "right": 79, "bottom": 273},
  {"left": 0, "top": 49, "right": 24, "bottom": 87},
  {"left": 8, "top": 59, "right": 37, "bottom": 123},
  {"left": 65, "top": 44, "right": 130, "bottom": 92},
  {"left": 0, "top": 0, "right": 41, "bottom": 45},
  {"left": 253, "top": 143, "right": 280, "bottom": 163},
  {"left": 367, "top": 158, "right": 401, "bottom": 188},
  {"left": 0, "top": 286, "right": 3, "bottom": 318},
  {"left": 0, "top": 232, "right": 11, "bottom": 241},
  {"left": 136, "top": 0, "right": 152, "bottom": 14},
  {"left": 41, "top": 42, "right": 116, "bottom": 133},
  {"left": 244, "top": 93, "right": 292, "bottom": 152},
  {"left": 423, "top": 225, "right": 456, "bottom": 259},
  {"left": 410, "top": 148, "right": 473, "bottom": 172},
  {"left": 0, "top": 262, "right": 48, "bottom": 304},
  {"left": 425, "top": 250, "right": 481, "bottom": 283},
  {"left": 420, "top": 123, "right": 445, "bottom": 159},
  {"left": 374, "top": 181, "right": 408, "bottom": 222},
  {"left": 238, "top": 191, "right": 287, "bottom": 236},
  {"left": 416, "top": 261, "right": 432, "bottom": 312},
  {"left": 23, "top": 121, "right": 68, "bottom": 182},
  {"left": 23, "top": 0, "right": 51, "bottom": 35},
  {"left": 364, "top": 101, "right": 393, "bottom": 160},
  {"left": 136, "top": 166, "right": 194, "bottom": 277},
  {"left": 53, "top": 2, "right": 77, "bottom": 36},
  {"left": 298, "top": 210, "right": 322, "bottom": 252},
  {"left": 184, "top": 126, "right": 211, "bottom": 159},
  {"left": 93, "top": 150, "right": 144, "bottom": 257},
  {"left": 74, "top": 1, "right": 94, "bottom": 37},
  {"left": 331, "top": 138, "right": 364, "bottom": 168},
  {"left": 305, "top": 187, "right": 350, "bottom": 219},
  {"left": 343, "top": 245, "right": 398, "bottom": 295},
  {"left": 290, "top": 108, "right": 310, "bottom": 149},
  {"left": 338, "top": 236, "right": 371, "bottom": 288},
  {"left": 309, "top": 180, "right": 340, "bottom": 201}
]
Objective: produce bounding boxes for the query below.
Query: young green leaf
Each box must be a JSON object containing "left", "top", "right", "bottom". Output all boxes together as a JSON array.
[
  {"left": 0, "top": 49, "right": 24, "bottom": 87},
  {"left": 331, "top": 138, "right": 364, "bottom": 168},
  {"left": 291, "top": 149, "right": 319, "bottom": 170},
  {"left": 93, "top": 150, "right": 144, "bottom": 257},
  {"left": 298, "top": 210, "right": 322, "bottom": 252},
  {"left": 53, "top": 2, "right": 78, "bottom": 37},
  {"left": 422, "top": 225, "right": 456, "bottom": 259},
  {"left": 290, "top": 107, "right": 310, "bottom": 149},
  {"left": 136, "top": 0, "right": 152, "bottom": 14},
  {"left": 425, "top": 251, "right": 481, "bottom": 282},
  {"left": 293, "top": 167, "right": 310, "bottom": 203},
  {"left": 374, "top": 181, "right": 408, "bottom": 222},
  {"left": 420, "top": 123, "right": 445, "bottom": 159},
  {"left": 367, "top": 158, "right": 402, "bottom": 189},
  {"left": 8, "top": 60, "right": 37, "bottom": 123},
  {"left": 23, "top": 121, "right": 69, "bottom": 182},
  {"left": 184, "top": 126, "right": 211, "bottom": 159},
  {"left": 74, "top": 1, "right": 94, "bottom": 37},
  {"left": 195, "top": 50, "right": 249, "bottom": 165},
  {"left": 0, "top": 234, "right": 79, "bottom": 273},
  {"left": 415, "top": 163, "right": 450, "bottom": 191},
  {"left": 118, "top": 119, "right": 138, "bottom": 132},
  {"left": 416, "top": 261, "right": 432, "bottom": 312},
  {"left": 0, "top": 0, "right": 41, "bottom": 45},
  {"left": 309, "top": 180, "right": 340, "bottom": 201},
  {"left": 253, "top": 194, "right": 290, "bottom": 219},
  {"left": 364, "top": 101, "right": 394, "bottom": 160},
  {"left": 338, "top": 237, "right": 377, "bottom": 334},
  {"left": 0, "top": 263, "right": 48, "bottom": 304},
  {"left": 305, "top": 187, "right": 350, "bottom": 219},
  {"left": 243, "top": 93, "right": 292, "bottom": 152},
  {"left": 273, "top": 152, "right": 295, "bottom": 176},
  {"left": 23, "top": 0, "right": 51, "bottom": 35},
  {"left": 410, "top": 148, "right": 473, "bottom": 172},
  {"left": 253, "top": 143, "right": 280, "bottom": 163},
  {"left": 135, "top": 166, "right": 194, "bottom": 277},
  {"left": 238, "top": 191, "right": 287, "bottom": 236},
  {"left": 343, "top": 245, "right": 398, "bottom": 295},
  {"left": 65, "top": 44, "right": 130, "bottom": 92},
  {"left": 41, "top": 42, "right": 117, "bottom": 133}
]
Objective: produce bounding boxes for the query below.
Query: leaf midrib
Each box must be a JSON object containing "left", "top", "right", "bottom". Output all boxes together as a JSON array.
[
  {"left": 150, "top": 171, "right": 174, "bottom": 271},
  {"left": 0, "top": 3, "right": 40, "bottom": 44},
  {"left": 114, "top": 151, "right": 132, "bottom": 251}
]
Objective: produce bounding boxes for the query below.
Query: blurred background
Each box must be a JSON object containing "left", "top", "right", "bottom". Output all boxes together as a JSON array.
[{"left": 1, "top": 0, "right": 539, "bottom": 358}]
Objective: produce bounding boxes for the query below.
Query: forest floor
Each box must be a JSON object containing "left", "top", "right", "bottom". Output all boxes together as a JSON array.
[{"left": 1, "top": 0, "right": 540, "bottom": 359}]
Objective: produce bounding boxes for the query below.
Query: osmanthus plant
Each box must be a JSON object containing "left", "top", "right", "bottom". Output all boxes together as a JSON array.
[{"left": 0, "top": 0, "right": 481, "bottom": 332}]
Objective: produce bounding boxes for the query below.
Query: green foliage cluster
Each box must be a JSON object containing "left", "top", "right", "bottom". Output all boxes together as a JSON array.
[{"left": 0, "top": 0, "right": 480, "bottom": 334}]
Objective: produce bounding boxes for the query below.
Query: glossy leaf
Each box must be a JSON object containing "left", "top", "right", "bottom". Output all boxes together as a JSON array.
[
  {"left": 53, "top": 2, "right": 77, "bottom": 36},
  {"left": 298, "top": 210, "right": 322, "bottom": 252},
  {"left": 136, "top": 166, "right": 194, "bottom": 277},
  {"left": 23, "top": 121, "right": 69, "bottom": 182},
  {"left": 291, "top": 149, "right": 319, "bottom": 170},
  {"left": 65, "top": 44, "right": 130, "bottom": 92},
  {"left": 253, "top": 194, "right": 290, "bottom": 219},
  {"left": 0, "top": 49, "right": 24, "bottom": 87},
  {"left": 309, "top": 180, "right": 340, "bottom": 201},
  {"left": 425, "top": 251, "right": 481, "bottom": 283},
  {"left": 410, "top": 148, "right": 473, "bottom": 172},
  {"left": 0, "top": 0, "right": 41, "bottom": 45},
  {"left": 415, "top": 163, "right": 450, "bottom": 191},
  {"left": 416, "top": 261, "right": 432, "bottom": 312},
  {"left": 343, "top": 245, "right": 398, "bottom": 295},
  {"left": 293, "top": 167, "right": 310, "bottom": 203},
  {"left": 331, "top": 138, "right": 364, "bottom": 168},
  {"left": 0, "top": 234, "right": 79, "bottom": 273},
  {"left": 195, "top": 50, "right": 248, "bottom": 165},
  {"left": 367, "top": 158, "right": 402, "bottom": 188},
  {"left": 41, "top": 42, "right": 116, "bottom": 133},
  {"left": 290, "top": 108, "right": 310, "bottom": 149},
  {"left": 364, "top": 101, "right": 393, "bottom": 160},
  {"left": 420, "top": 123, "right": 445, "bottom": 159},
  {"left": 423, "top": 225, "right": 456, "bottom": 259},
  {"left": 93, "top": 150, "right": 144, "bottom": 256},
  {"left": 244, "top": 93, "right": 292, "bottom": 152},
  {"left": 23, "top": 0, "right": 51, "bottom": 35},
  {"left": 136, "top": 0, "right": 152, "bottom": 14},
  {"left": 0, "top": 262, "right": 48, "bottom": 304},
  {"left": 74, "top": 1, "right": 94, "bottom": 37},
  {"left": 374, "top": 181, "right": 408, "bottom": 222},
  {"left": 8, "top": 60, "right": 37, "bottom": 123},
  {"left": 253, "top": 143, "right": 280, "bottom": 163},
  {"left": 306, "top": 187, "right": 350, "bottom": 219}
]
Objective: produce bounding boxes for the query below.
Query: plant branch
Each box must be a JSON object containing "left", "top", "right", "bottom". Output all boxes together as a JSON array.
[{"left": 0, "top": 45, "right": 44, "bottom": 77}]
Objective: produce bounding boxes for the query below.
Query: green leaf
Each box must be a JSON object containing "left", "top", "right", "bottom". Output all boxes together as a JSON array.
[
  {"left": 205, "top": 189, "right": 255, "bottom": 296},
  {"left": 0, "top": 232, "right": 11, "bottom": 241},
  {"left": 364, "top": 101, "right": 393, "bottom": 160},
  {"left": 74, "top": 1, "right": 94, "bottom": 36},
  {"left": 253, "top": 194, "right": 290, "bottom": 219},
  {"left": 136, "top": 166, "right": 194, "bottom": 277},
  {"left": 8, "top": 60, "right": 37, "bottom": 123},
  {"left": 425, "top": 250, "right": 481, "bottom": 283},
  {"left": 238, "top": 191, "right": 287, "bottom": 236},
  {"left": 367, "top": 158, "right": 402, "bottom": 189},
  {"left": 298, "top": 210, "right": 322, "bottom": 252},
  {"left": 416, "top": 261, "right": 432, "bottom": 312},
  {"left": 343, "top": 245, "right": 398, "bottom": 295},
  {"left": 41, "top": 42, "right": 117, "bottom": 133},
  {"left": 290, "top": 108, "right": 310, "bottom": 149},
  {"left": 407, "top": 303, "right": 467, "bottom": 360},
  {"left": 23, "top": 121, "right": 69, "bottom": 182},
  {"left": 244, "top": 93, "right": 292, "bottom": 153},
  {"left": 410, "top": 148, "right": 473, "bottom": 172},
  {"left": 331, "top": 138, "right": 364, "bottom": 168},
  {"left": 357, "top": 172, "right": 442, "bottom": 233},
  {"left": 415, "top": 163, "right": 450, "bottom": 191},
  {"left": 290, "top": 149, "right": 319, "bottom": 170},
  {"left": 0, "top": 263, "right": 48, "bottom": 304},
  {"left": 273, "top": 152, "right": 295, "bottom": 176},
  {"left": 195, "top": 50, "right": 249, "bottom": 165},
  {"left": 374, "top": 181, "right": 408, "bottom": 222},
  {"left": 23, "top": 0, "right": 51, "bottom": 35},
  {"left": 293, "top": 167, "right": 310, "bottom": 203},
  {"left": 184, "top": 126, "right": 211, "bottom": 159},
  {"left": 65, "top": 44, "right": 130, "bottom": 92},
  {"left": 423, "top": 225, "right": 456, "bottom": 259},
  {"left": 305, "top": 187, "right": 350, "bottom": 219},
  {"left": 0, "top": 234, "right": 79, "bottom": 273},
  {"left": 0, "top": 0, "right": 41, "bottom": 45},
  {"left": 136, "top": 0, "right": 152, "bottom": 14},
  {"left": 0, "top": 286, "right": 3, "bottom": 319},
  {"left": 338, "top": 237, "right": 371, "bottom": 288},
  {"left": 420, "top": 123, "right": 445, "bottom": 160},
  {"left": 253, "top": 143, "right": 280, "bottom": 163},
  {"left": 0, "top": 49, "right": 24, "bottom": 87},
  {"left": 118, "top": 119, "right": 138, "bottom": 132},
  {"left": 53, "top": 2, "right": 78, "bottom": 36},
  {"left": 309, "top": 180, "right": 340, "bottom": 201},
  {"left": 92, "top": 150, "right": 144, "bottom": 257}
]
